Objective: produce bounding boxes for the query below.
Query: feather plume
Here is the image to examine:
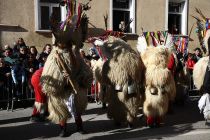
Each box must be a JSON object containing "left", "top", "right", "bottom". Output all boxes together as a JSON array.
[
  {"left": 192, "top": 8, "right": 208, "bottom": 53},
  {"left": 195, "top": 8, "right": 206, "bottom": 22},
  {"left": 136, "top": 35, "right": 148, "bottom": 53}
]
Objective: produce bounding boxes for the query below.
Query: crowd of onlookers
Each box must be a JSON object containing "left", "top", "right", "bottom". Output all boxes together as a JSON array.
[
  {"left": 0, "top": 38, "right": 52, "bottom": 104},
  {"left": 0, "top": 37, "right": 204, "bottom": 109},
  {"left": 0, "top": 37, "right": 101, "bottom": 108}
]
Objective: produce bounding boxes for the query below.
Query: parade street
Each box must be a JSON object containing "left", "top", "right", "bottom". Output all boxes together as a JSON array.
[{"left": 0, "top": 96, "right": 209, "bottom": 140}]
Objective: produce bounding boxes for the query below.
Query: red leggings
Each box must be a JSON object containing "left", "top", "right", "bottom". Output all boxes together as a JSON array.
[
  {"left": 31, "top": 74, "right": 46, "bottom": 104},
  {"left": 31, "top": 68, "right": 46, "bottom": 116}
]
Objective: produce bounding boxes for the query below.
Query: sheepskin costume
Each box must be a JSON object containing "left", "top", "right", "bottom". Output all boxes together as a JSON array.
[
  {"left": 193, "top": 29, "right": 210, "bottom": 90},
  {"left": 204, "top": 28, "right": 210, "bottom": 55},
  {"left": 91, "top": 59, "right": 109, "bottom": 103},
  {"left": 92, "top": 36, "right": 145, "bottom": 126},
  {"left": 41, "top": 47, "right": 92, "bottom": 123},
  {"left": 40, "top": 11, "right": 92, "bottom": 124},
  {"left": 193, "top": 56, "right": 209, "bottom": 90},
  {"left": 141, "top": 46, "right": 176, "bottom": 127}
]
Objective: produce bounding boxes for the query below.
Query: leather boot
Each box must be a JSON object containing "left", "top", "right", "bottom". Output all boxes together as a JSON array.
[
  {"left": 59, "top": 123, "right": 67, "bottom": 137},
  {"left": 75, "top": 116, "right": 85, "bottom": 134}
]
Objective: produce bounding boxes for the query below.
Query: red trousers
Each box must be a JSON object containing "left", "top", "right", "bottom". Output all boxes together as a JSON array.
[
  {"left": 91, "top": 81, "right": 98, "bottom": 95},
  {"left": 31, "top": 68, "right": 46, "bottom": 103},
  {"left": 31, "top": 68, "right": 46, "bottom": 116}
]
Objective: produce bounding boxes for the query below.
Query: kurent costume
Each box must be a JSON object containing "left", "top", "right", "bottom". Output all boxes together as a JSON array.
[
  {"left": 92, "top": 36, "right": 145, "bottom": 127},
  {"left": 30, "top": 67, "right": 48, "bottom": 121},
  {"left": 193, "top": 29, "right": 210, "bottom": 121},
  {"left": 41, "top": 0, "right": 92, "bottom": 137},
  {"left": 137, "top": 34, "right": 176, "bottom": 127},
  {"left": 141, "top": 46, "right": 176, "bottom": 127}
]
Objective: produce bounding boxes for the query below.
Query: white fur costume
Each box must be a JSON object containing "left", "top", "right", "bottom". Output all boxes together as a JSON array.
[{"left": 141, "top": 46, "right": 176, "bottom": 118}]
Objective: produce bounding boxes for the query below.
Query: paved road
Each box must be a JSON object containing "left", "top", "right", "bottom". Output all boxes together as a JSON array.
[{"left": 0, "top": 97, "right": 210, "bottom": 140}]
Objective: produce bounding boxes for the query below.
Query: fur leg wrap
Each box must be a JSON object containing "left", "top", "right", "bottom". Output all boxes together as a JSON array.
[
  {"left": 48, "top": 95, "right": 70, "bottom": 124},
  {"left": 34, "top": 102, "right": 47, "bottom": 113}
]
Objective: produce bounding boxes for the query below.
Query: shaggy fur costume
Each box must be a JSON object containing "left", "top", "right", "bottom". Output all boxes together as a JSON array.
[
  {"left": 41, "top": 47, "right": 92, "bottom": 123},
  {"left": 204, "top": 30, "right": 210, "bottom": 54},
  {"left": 92, "top": 37, "right": 145, "bottom": 125},
  {"left": 141, "top": 46, "right": 176, "bottom": 119},
  {"left": 193, "top": 56, "right": 209, "bottom": 90},
  {"left": 193, "top": 28, "right": 210, "bottom": 91}
]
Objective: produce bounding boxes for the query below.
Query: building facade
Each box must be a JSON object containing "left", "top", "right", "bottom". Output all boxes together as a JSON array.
[{"left": 0, "top": 0, "right": 210, "bottom": 51}]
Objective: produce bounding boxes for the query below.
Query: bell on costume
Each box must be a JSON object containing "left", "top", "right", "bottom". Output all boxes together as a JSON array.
[{"left": 127, "top": 79, "right": 136, "bottom": 95}]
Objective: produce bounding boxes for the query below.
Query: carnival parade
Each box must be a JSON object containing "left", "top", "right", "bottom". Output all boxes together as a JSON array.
[{"left": 0, "top": 0, "right": 210, "bottom": 139}]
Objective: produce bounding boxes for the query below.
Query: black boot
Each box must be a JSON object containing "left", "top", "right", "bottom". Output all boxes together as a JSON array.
[
  {"left": 102, "top": 103, "right": 107, "bottom": 109},
  {"left": 59, "top": 124, "right": 67, "bottom": 137},
  {"left": 30, "top": 114, "right": 41, "bottom": 122},
  {"left": 77, "top": 125, "right": 85, "bottom": 134},
  {"left": 128, "top": 122, "right": 133, "bottom": 128},
  {"left": 75, "top": 116, "right": 86, "bottom": 134}
]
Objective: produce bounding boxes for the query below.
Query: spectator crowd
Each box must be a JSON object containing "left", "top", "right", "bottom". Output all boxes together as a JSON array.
[
  {"left": 0, "top": 38, "right": 52, "bottom": 105},
  {"left": 0, "top": 37, "right": 102, "bottom": 109}
]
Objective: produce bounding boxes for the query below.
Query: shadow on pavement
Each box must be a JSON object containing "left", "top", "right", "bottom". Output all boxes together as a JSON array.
[
  {"left": 85, "top": 97, "right": 206, "bottom": 140},
  {"left": 0, "top": 116, "right": 30, "bottom": 125},
  {"left": 0, "top": 122, "right": 60, "bottom": 139}
]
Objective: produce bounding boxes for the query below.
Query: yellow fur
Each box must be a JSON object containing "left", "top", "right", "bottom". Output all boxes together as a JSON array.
[
  {"left": 141, "top": 46, "right": 170, "bottom": 68},
  {"left": 141, "top": 46, "right": 176, "bottom": 118},
  {"left": 143, "top": 85, "right": 169, "bottom": 117}
]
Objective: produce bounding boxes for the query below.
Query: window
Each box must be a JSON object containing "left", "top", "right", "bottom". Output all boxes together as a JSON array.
[
  {"left": 35, "top": 0, "right": 61, "bottom": 31},
  {"left": 166, "top": 0, "right": 188, "bottom": 35},
  {"left": 110, "top": 0, "right": 136, "bottom": 33}
]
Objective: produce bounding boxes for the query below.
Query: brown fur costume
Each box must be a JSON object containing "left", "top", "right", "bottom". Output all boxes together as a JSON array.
[
  {"left": 141, "top": 46, "right": 176, "bottom": 118},
  {"left": 92, "top": 36, "right": 145, "bottom": 125},
  {"left": 41, "top": 47, "right": 92, "bottom": 123},
  {"left": 40, "top": 12, "right": 92, "bottom": 124}
]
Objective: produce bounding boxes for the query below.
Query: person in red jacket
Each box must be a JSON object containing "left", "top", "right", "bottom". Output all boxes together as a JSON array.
[
  {"left": 186, "top": 53, "right": 196, "bottom": 75},
  {"left": 30, "top": 67, "right": 48, "bottom": 122}
]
